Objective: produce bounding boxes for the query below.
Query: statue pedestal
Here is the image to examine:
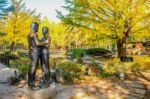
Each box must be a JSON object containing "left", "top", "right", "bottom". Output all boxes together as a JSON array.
[{"left": 22, "top": 85, "right": 57, "bottom": 99}]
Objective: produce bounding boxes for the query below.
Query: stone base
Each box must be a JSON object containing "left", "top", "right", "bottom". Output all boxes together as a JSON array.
[{"left": 21, "top": 85, "right": 57, "bottom": 99}]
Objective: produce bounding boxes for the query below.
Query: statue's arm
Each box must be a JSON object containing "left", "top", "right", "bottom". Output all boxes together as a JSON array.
[
  {"left": 45, "top": 36, "right": 50, "bottom": 48},
  {"left": 34, "top": 34, "right": 48, "bottom": 46},
  {"left": 27, "top": 34, "right": 32, "bottom": 57}
]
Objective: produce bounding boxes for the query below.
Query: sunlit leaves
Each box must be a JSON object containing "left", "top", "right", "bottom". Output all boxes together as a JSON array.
[
  {"left": 1, "top": 0, "right": 40, "bottom": 46},
  {"left": 58, "top": 0, "right": 150, "bottom": 43}
]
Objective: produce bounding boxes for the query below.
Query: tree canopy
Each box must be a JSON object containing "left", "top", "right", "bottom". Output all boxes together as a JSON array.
[
  {"left": 0, "top": 0, "right": 12, "bottom": 18},
  {"left": 0, "top": 0, "right": 149, "bottom": 56},
  {"left": 0, "top": 0, "right": 41, "bottom": 50},
  {"left": 57, "top": 0, "right": 150, "bottom": 57}
]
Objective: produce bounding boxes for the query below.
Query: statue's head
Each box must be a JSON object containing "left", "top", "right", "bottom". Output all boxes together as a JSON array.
[
  {"left": 30, "top": 22, "right": 39, "bottom": 33},
  {"left": 42, "top": 27, "right": 49, "bottom": 36}
]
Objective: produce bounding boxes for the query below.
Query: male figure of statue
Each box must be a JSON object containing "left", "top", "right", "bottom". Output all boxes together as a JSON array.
[
  {"left": 40, "top": 27, "right": 50, "bottom": 88},
  {"left": 27, "top": 22, "right": 48, "bottom": 89}
]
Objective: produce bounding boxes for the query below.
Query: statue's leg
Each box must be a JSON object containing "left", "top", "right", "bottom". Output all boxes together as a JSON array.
[
  {"left": 28, "top": 50, "right": 39, "bottom": 87},
  {"left": 41, "top": 49, "right": 50, "bottom": 86}
]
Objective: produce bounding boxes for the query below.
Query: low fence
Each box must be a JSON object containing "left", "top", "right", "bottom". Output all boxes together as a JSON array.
[{"left": 0, "top": 57, "right": 9, "bottom": 67}]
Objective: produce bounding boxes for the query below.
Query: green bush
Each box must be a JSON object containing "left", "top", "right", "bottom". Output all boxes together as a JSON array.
[
  {"left": 10, "top": 52, "right": 20, "bottom": 59},
  {"left": 49, "top": 58, "right": 65, "bottom": 69},
  {"left": 0, "top": 32, "right": 6, "bottom": 36},
  {"left": 18, "top": 64, "right": 29, "bottom": 76},
  {"left": 58, "top": 62, "right": 86, "bottom": 83},
  {"left": 101, "top": 58, "right": 143, "bottom": 78},
  {"left": 99, "top": 71, "right": 118, "bottom": 78},
  {"left": 10, "top": 58, "right": 29, "bottom": 77},
  {"left": 18, "top": 51, "right": 28, "bottom": 57},
  {"left": 71, "top": 48, "right": 84, "bottom": 59},
  {"left": 1, "top": 51, "right": 20, "bottom": 59}
]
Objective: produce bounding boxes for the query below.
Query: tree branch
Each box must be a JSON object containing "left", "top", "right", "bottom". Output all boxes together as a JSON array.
[{"left": 131, "top": 24, "right": 150, "bottom": 34}]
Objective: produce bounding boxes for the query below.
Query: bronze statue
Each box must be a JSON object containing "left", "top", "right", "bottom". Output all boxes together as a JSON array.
[
  {"left": 40, "top": 27, "right": 50, "bottom": 88},
  {"left": 27, "top": 22, "right": 48, "bottom": 89}
]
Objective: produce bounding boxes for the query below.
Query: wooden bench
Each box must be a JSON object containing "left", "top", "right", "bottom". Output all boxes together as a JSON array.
[{"left": 0, "top": 57, "right": 9, "bottom": 66}]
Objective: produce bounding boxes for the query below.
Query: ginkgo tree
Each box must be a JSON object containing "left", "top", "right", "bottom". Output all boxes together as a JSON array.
[
  {"left": 65, "top": 25, "right": 112, "bottom": 48},
  {"left": 3, "top": 0, "right": 41, "bottom": 51},
  {"left": 39, "top": 17, "right": 67, "bottom": 50},
  {"left": 57, "top": 0, "right": 150, "bottom": 57}
]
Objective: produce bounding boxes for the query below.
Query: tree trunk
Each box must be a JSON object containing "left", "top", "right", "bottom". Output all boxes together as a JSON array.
[
  {"left": 117, "top": 39, "right": 126, "bottom": 58},
  {"left": 10, "top": 41, "right": 15, "bottom": 51}
]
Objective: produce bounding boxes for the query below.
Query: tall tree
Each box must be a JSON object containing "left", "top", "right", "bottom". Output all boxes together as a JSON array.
[
  {"left": 0, "top": 0, "right": 12, "bottom": 18},
  {"left": 40, "top": 17, "right": 70, "bottom": 50},
  {"left": 57, "top": 0, "right": 150, "bottom": 57},
  {"left": 4, "top": 0, "right": 40, "bottom": 51},
  {"left": 0, "top": 0, "right": 12, "bottom": 36}
]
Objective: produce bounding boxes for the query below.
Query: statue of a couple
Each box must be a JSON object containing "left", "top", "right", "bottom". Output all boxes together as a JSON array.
[{"left": 27, "top": 22, "right": 50, "bottom": 89}]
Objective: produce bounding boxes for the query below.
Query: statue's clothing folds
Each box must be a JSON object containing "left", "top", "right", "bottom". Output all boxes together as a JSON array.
[
  {"left": 40, "top": 37, "right": 50, "bottom": 85},
  {"left": 28, "top": 35, "right": 40, "bottom": 86}
]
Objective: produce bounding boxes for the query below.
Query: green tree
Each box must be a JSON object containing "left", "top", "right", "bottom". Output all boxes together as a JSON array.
[
  {"left": 0, "top": 0, "right": 12, "bottom": 37},
  {"left": 0, "top": 0, "right": 12, "bottom": 18},
  {"left": 57, "top": 0, "right": 150, "bottom": 57}
]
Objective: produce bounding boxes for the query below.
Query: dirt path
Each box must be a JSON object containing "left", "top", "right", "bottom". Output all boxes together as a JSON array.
[
  {"left": 0, "top": 63, "right": 149, "bottom": 99},
  {"left": 0, "top": 63, "right": 25, "bottom": 99},
  {"left": 133, "top": 70, "right": 150, "bottom": 99},
  {"left": 56, "top": 78, "right": 147, "bottom": 99}
]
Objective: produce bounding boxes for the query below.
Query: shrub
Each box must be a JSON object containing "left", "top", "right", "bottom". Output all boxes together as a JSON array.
[
  {"left": 18, "top": 64, "right": 29, "bottom": 77},
  {"left": 58, "top": 62, "right": 86, "bottom": 83},
  {"left": 99, "top": 71, "right": 118, "bottom": 78},
  {"left": 10, "top": 52, "right": 20, "bottom": 59},
  {"left": 1, "top": 51, "right": 20, "bottom": 59},
  {"left": 49, "top": 58, "right": 65, "bottom": 69},
  {"left": 10, "top": 58, "right": 29, "bottom": 79},
  {"left": 71, "top": 48, "right": 84, "bottom": 59},
  {"left": 102, "top": 58, "right": 144, "bottom": 78},
  {"left": 18, "top": 51, "right": 28, "bottom": 57},
  {"left": 90, "top": 66, "right": 102, "bottom": 75},
  {"left": 49, "top": 58, "right": 57, "bottom": 69},
  {"left": 131, "top": 62, "right": 141, "bottom": 72},
  {"left": 0, "top": 32, "right": 6, "bottom": 36}
]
